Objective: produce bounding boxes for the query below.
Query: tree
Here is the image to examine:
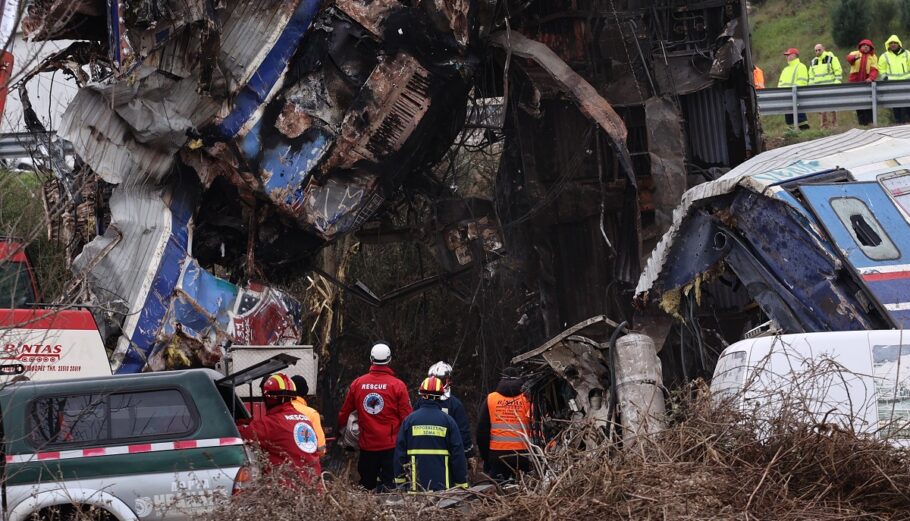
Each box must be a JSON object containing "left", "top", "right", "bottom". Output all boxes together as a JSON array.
[
  {"left": 901, "top": 0, "right": 910, "bottom": 34},
  {"left": 832, "top": 0, "right": 870, "bottom": 49}
]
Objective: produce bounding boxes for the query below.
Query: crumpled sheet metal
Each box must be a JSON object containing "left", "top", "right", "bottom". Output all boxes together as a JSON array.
[
  {"left": 58, "top": 0, "right": 321, "bottom": 187},
  {"left": 74, "top": 181, "right": 302, "bottom": 374},
  {"left": 49, "top": 0, "right": 481, "bottom": 374},
  {"left": 635, "top": 126, "right": 910, "bottom": 300}
]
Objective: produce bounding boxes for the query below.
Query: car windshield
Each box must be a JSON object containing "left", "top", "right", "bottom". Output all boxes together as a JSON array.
[{"left": 0, "top": 260, "right": 36, "bottom": 309}]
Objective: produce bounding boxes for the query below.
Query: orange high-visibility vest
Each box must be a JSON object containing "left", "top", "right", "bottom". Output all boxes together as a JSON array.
[
  {"left": 487, "top": 392, "right": 531, "bottom": 451},
  {"left": 753, "top": 66, "right": 765, "bottom": 89}
]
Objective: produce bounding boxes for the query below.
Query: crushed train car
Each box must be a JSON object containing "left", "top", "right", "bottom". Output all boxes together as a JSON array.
[
  {"left": 635, "top": 126, "right": 910, "bottom": 383},
  {"left": 17, "top": 0, "right": 495, "bottom": 372}
]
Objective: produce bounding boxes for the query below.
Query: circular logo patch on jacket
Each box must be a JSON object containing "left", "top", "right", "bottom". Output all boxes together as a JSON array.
[
  {"left": 363, "top": 392, "right": 385, "bottom": 415},
  {"left": 294, "top": 422, "right": 318, "bottom": 454}
]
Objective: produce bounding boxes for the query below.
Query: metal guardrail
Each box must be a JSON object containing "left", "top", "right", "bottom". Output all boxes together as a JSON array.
[
  {"left": 0, "top": 131, "right": 73, "bottom": 160},
  {"left": 757, "top": 81, "right": 910, "bottom": 126}
]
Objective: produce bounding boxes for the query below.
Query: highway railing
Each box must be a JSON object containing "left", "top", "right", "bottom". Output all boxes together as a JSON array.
[
  {"left": 757, "top": 81, "right": 910, "bottom": 126},
  {"left": 0, "top": 132, "right": 73, "bottom": 160}
]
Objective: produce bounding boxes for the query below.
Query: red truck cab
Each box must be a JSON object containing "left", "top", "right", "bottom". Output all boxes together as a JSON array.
[
  {"left": 0, "top": 238, "right": 112, "bottom": 381},
  {"left": 0, "top": 238, "right": 41, "bottom": 309}
]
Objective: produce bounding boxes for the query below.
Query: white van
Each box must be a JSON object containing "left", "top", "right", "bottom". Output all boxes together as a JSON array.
[{"left": 711, "top": 330, "right": 910, "bottom": 445}]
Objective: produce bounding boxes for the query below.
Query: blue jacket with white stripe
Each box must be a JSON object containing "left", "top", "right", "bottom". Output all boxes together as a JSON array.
[{"left": 393, "top": 399, "right": 468, "bottom": 491}]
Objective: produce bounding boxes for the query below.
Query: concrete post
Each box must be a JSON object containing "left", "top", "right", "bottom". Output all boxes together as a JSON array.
[{"left": 615, "top": 333, "right": 666, "bottom": 447}]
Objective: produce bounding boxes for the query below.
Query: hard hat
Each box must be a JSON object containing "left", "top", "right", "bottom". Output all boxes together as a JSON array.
[
  {"left": 418, "top": 376, "right": 446, "bottom": 398},
  {"left": 261, "top": 373, "right": 297, "bottom": 398},
  {"left": 783, "top": 47, "right": 799, "bottom": 56},
  {"left": 427, "top": 361, "right": 453, "bottom": 379},
  {"left": 370, "top": 342, "right": 392, "bottom": 364}
]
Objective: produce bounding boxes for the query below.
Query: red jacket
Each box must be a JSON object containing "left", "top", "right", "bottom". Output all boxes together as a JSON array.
[
  {"left": 337, "top": 365, "right": 412, "bottom": 451},
  {"left": 237, "top": 401, "right": 322, "bottom": 485},
  {"left": 846, "top": 39, "right": 879, "bottom": 82}
]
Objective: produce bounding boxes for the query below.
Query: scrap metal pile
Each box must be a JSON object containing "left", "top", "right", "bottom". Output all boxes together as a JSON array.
[
  {"left": 14, "top": 0, "right": 764, "bottom": 398},
  {"left": 18, "top": 0, "right": 499, "bottom": 372}
]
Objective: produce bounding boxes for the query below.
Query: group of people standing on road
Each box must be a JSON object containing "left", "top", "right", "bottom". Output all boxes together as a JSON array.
[
  {"left": 757, "top": 35, "right": 910, "bottom": 129},
  {"left": 236, "top": 341, "right": 534, "bottom": 493}
]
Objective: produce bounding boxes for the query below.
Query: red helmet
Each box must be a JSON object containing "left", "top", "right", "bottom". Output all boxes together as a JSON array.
[
  {"left": 261, "top": 373, "right": 297, "bottom": 399},
  {"left": 418, "top": 376, "right": 446, "bottom": 398}
]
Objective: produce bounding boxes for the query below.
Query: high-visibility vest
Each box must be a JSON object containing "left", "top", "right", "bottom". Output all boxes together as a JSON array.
[
  {"left": 487, "top": 392, "right": 531, "bottom": 451},
  {"left": 778, "top": 59, "right": 808, "bottom": 88},
  {"left": 880, "top": 50, "right": 910, "bottom": 80},
  {"left": 808, "top": 52, "right": 842, "bottom": 85},
  {"left": 753, "top": 66, "right": 765, "bottom": 89}
]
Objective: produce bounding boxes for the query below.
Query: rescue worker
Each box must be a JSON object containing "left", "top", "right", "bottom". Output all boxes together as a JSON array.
[
  {"left": 752, "top": 65, "right": 765, "bottom": 90},
  {"left": 291, "top": 375, "right": 326, "bottom": 455},
  {"left": 393, "top": 376, "right": 469, "bottom": 492},
  {"left": 878, "top": 35, "right": 910, "bottom": 124},
  {"left": 476, "top": 366, "right": 532, "bottom": 481},
  {"left": 427, "top": 361, "right": 473, "bottom": 457},
  {"left": 236, "top": 373, "right": 322, "bottom": 485},
  {"left": 778, "top": 47, "right": 810, "bottom": 130},
  {"left": 808, "top": 43, "right": 843, "bottom": 127},
  {"left": 846, "top": 39, "right": 879, "bottom": 126},
  {"left": 337, "top": 341, "right": 412, "bottom": 491}
]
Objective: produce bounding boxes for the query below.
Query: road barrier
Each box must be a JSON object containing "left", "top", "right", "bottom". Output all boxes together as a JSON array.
[
  {"left": 757, "top": 81, "right": 910, "bottom": 126},
  {"left": 0, "top": 131, "right": 72, "bottom": 160}
]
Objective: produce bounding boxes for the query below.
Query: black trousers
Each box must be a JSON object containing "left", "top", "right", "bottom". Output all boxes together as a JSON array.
[
  {"left": 357, "top": 448, "right": 395, "bottom": 491},
  {"left": 487, "top": 450, "right": 532, "bottom": 480},
  {"left": 785, "top": 112, "right": 809, "bottom": 128}
]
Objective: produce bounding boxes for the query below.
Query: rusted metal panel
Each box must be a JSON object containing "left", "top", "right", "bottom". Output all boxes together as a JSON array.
[{"left": 319, "top": 53, "right": 433, "bottom": 172}]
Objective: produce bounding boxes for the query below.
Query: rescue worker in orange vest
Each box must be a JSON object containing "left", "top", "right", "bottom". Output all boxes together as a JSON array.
[
  {"left": 475, "top": 366, "right": 532, "bottom": 480},
  {"left": 753, "top": 65, "right": 765, "bottom": 90},
  {"left": 291, "top": 375, "right": 326, "bottom": 455}
]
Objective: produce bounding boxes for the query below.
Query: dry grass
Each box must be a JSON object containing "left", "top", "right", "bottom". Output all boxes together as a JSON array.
[{"left": 199, "top": 387, "right": 910, "bottom": 521}]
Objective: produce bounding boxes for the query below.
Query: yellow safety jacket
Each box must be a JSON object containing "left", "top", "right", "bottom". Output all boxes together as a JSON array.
[
  {"left": 879, "top": 35, "right": 910, "bottom": 81},
  {"left": 808, "top": 51, "right": 843, "bottom": 85},
  {"left": 778, "top": 58, "right": 809, "bottom": 88}
]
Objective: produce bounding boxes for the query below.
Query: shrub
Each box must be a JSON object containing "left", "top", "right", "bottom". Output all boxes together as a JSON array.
[{"left": 832, "top": 0, "right": 870, "bottom": 48}]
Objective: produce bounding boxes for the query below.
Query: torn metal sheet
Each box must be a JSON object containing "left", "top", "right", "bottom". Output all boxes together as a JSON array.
[
  {"left": 74, "top": 177, "right": 302, "bottom": 374},
  {"left": 645, "top": 97, "right": 687, "bottom": 236},
  {"left": 489, "top": 29, "right": 635, "bottom": 182}
]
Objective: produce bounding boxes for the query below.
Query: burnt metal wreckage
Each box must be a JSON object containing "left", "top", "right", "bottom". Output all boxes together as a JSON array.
[{"left": 12, "top": 0, "right": 763, "bottom": 438}]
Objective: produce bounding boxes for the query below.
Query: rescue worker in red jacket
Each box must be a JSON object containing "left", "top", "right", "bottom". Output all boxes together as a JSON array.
[
  {"left": 237, "top": 373, "right": 322, "bottom": 486},
  {"left": 337, "top": 342, "right": 412, "bottom": 491},
  {"left": 846, "top": 39, "right": 879, "bottom": 126},
  {"left": 476, "top": 366, "right": 533, "bottom": 481}
]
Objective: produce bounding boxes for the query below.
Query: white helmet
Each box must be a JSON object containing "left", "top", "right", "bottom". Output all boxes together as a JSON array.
[
  {"left": 427, "top": 361, "right": 453, "bottom": 379},
  {"left": 370, "top": 342, "right": 392, "bottom": 365},
  {"left": 428, "top": 361, "right": 453, "bottom": 398}
]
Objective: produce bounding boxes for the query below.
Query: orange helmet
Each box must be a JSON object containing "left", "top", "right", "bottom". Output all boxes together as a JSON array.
[
  {"left": 418, "top": 376, "right": 446, "bottom": 399},
  {"left": 261, "top": 373, "right": 297, "bottom": 399}
]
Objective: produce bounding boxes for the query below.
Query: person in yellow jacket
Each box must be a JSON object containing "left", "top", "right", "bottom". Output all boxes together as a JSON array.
[
  {"left": 809, "top": 43, "right": 843, "bottom": 127},
  {"left": 291, "top": 375, "right": 326, "bottom": 455},
  {"left": 879, "top": 35, "right": 910, "bottom": 123},
  {"left": 778, "top": 48, "right": 810, "bottom": 129}
]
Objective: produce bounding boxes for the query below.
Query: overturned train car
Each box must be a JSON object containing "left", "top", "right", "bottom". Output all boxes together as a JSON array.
[{"left": 635, "top": 126, "right": 910, "bottom": 384}]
